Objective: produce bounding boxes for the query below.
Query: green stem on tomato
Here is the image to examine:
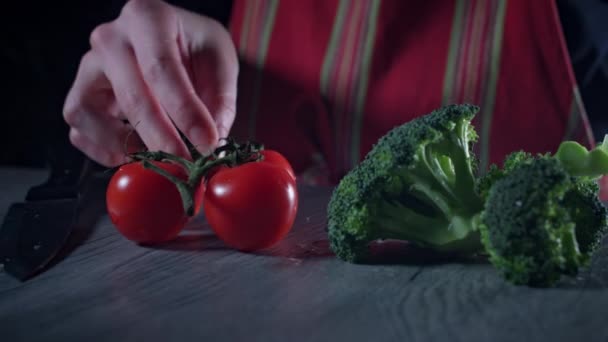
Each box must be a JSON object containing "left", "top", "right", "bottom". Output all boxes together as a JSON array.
[
  {"left": 188, "top": 156, "right": 231, "bottom": 186},
  {"left": 141, "top": 160, "right": 196, "bottom": 216},
  {"left": 132, "top": 138, "right": 266, "bottom": 217},
  {"left": 131, "top": 150, "right": 195, "bottom": 171},
  {"left": 180, "top": 131, "right": 204, "bottom": 161}
]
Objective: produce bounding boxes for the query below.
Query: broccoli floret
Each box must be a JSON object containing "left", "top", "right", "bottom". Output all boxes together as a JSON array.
[
  {"left": 327, "top": 104, "right": 485, "bottom": 262},
  {"left": 476, "top": 151, "right": 535, "bottom": 200},
  {"left": 480, "top": 154, "right": 608, "bottom": 287},
  {"left": 566, "top": 179, "right": 608, "bottom": 254}
]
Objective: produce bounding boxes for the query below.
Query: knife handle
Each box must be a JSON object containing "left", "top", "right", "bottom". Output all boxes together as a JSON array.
[{"left": 25, "top": 145, "right": 98, "bottom": 201}]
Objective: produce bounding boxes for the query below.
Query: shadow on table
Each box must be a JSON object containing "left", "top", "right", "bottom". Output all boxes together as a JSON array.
[
  {"left": 260, "top": 238, "right": 488, "bottom": 265},
  {"left": 364, "top": 239, "right": 488, "bottom": 266},
  {"left": 140, "top": 216, "right": 234, "bottom": 252},
  {"left": 148, "top": 226, "right": 336, "bottom": 260},
  {"left": 261, "top": 239, "right": 335, "bottom": 259},
  {"left": 143, "top": 217, "right": 336, "bottom": 259},
  {"left": 148, "top": 219, "right": 491, "bottom": 264},
  {"left": 149, "top": 233, "right": 231, "bottom": 252}
]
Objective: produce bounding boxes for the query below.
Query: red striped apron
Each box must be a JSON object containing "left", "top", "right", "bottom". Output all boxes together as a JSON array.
[{"left": 226, "top": 0, "right": 603, "bottom": 196}]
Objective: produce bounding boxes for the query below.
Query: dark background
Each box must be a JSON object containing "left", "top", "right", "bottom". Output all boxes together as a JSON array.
[{"left": 0, "top": 0, "right": 606, "bottom": 170}]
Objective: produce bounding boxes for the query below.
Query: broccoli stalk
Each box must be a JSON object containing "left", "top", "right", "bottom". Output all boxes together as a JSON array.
[
  {"left": 372, "top": 118, "right": 483, "bottom": 249},
  {"left": 327, "top": 104, "right": 484, "bottom": 262},
  {"left": 555, "top": 135, "right": 608, "bottom": 178}
]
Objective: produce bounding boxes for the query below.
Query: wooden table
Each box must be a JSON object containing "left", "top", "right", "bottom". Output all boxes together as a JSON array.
[{"left": 2, "top": 167, "right": 608, "bottom": 341}]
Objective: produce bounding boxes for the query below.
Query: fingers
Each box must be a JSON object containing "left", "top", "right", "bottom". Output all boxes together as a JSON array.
[
  {"left": 89, "top": 21, "right": 191, "bottom": 158},
  {"left": 63, "top": 52, "right": 145, "bottom": 166},
  {"left": 64, "top": 0, "right": 240, "bottom": 166},
  {"left": 69, "top": 123, "right": 145, "bottom": 167},
  {"left": 120, "top": 0, "right": 220, "bottom": 153},
  {"left": 64, "top": 51, "right": 116, "bottom": 119},
  {"left": 203, "top": 27, "right": 239, "bottom": 140},
  {"left": 192, "top": 56, "right": 237, "bottom": 140},
  {"left": 175, "top": 7, "right": 239, "bottom": 140}
]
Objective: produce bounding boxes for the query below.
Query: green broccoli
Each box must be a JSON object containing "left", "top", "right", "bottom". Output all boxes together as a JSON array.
[
  {"left": 476, "top": 150, "right": 535, "bottom": 200},
  {"left": 327, "top": 102, "right": 608, "bottom": 287},
  {"left": 566, "top": 178, "right": 608, "bottom": 255},
  {"left": 555, "top": 135, "right": 608, "bottom": 178},
  {"left": 327, "top": 104, "right": 485, "bottom": 262},
  {"left": 479, "top": 140, "right": 608, "bottom": 287}
]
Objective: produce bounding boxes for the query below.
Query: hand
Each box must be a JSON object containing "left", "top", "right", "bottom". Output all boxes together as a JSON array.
[{"left": 63, "top": 0, "right": 238, "bottom": 166}]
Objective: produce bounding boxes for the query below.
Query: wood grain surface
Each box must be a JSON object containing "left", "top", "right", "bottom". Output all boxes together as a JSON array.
[{"left": 1, "top": 167, "right": 608, "bottom": 342}]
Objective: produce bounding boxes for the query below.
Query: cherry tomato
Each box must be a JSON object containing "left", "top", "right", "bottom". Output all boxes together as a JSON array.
[
  {"left": 106, "top": 161, "right": 204, "bottom": 244},
  {"left": 260, "top": 149, "right": 296, "bottom": 180},
  {"left": 203, "top": 150, "right": 298, "bottom": 251},
  {"left": 205, "top": 149, "right": 296, "bottom": 181}
]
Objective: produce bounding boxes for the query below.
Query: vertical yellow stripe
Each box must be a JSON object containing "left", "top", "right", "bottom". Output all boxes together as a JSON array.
[
  {"left": 256, "top": 0, "right": 279, "bottom": 67},
  {"left": 562, "top": 87, "right": 580, "bottom": 140},
  {"left": 320, "top": 0, "right": 350, "bottom": 96},
  {"left": 334, "top": 1, "right": 363, "bottom": 170},
  {"left": 334, "top": 1, "right": 364, "bottom": 106},
  {"left": 239, "top": 0, "right": 256, "bottom": 54},
  {"left": 247, "top": 0, "right": 280, "bottom": 139},
  {"left": 350, "top": 0, "right": 381, "bottom": 166},
  {"left": 463, "top": 0, "right": 487, "bottom": 102},
  {"left": 479, "top": 0, "right": 507, "bottom": 172},
  {"left": 442, "top": 0, "right": 466, "bottom": 105},
  {"left": 453, "top": 0, "right": 475, "bottom": 103},
  {"left": 562, "top": 85, "right": 595, "bottom": 143}
]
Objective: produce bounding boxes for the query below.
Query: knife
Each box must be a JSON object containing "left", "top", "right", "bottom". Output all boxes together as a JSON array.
[{"left": 0, "top": 150, "right": 97, "bottom": 281}]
